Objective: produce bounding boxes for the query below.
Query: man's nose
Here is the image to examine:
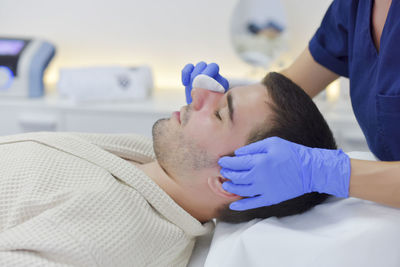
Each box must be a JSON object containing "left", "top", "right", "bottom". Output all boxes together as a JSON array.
[{"left": 191, "top": 88, "right": 221, "bottom": 111}]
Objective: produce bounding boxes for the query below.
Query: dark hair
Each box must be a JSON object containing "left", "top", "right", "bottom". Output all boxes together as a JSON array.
[{"left": 218, "top": 72, "right": 336, "bottom": 223}]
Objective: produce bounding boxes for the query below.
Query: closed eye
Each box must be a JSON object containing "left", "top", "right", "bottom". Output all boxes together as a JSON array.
[{"left": 214, "top": 110, "right": 222, "bottom": 121}]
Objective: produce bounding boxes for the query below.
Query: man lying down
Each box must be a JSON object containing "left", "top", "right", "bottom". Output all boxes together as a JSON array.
[{"left": 0, "top": 72, "right": 336, "bottom": 267}]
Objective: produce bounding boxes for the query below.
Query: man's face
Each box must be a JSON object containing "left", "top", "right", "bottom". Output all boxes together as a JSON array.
[{"left": 152, "top": 83, "right": 271, "bottom": 181}]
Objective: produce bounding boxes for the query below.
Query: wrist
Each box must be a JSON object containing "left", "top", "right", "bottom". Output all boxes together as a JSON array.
[{"left": 310, "top": 148, "right": 351, "bottom": 197}]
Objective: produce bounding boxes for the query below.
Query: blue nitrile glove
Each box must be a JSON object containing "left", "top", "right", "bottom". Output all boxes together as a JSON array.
[
  {"left": 181, "top": 62, "right": 229, "bottom": 104},
  {"left": 219, "top": 137, "right": 351, "bottom": 211}
]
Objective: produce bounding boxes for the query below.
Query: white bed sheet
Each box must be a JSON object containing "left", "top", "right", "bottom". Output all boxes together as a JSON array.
[
  {"left": 205, "top": 197, "right": 400, "bottom": 267},
  {"left": 199, "top": 151, "right": 400, "bottom": 267}
]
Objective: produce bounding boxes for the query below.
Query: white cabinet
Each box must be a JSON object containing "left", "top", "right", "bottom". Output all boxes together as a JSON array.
[
  {"left": 0, "top": 90, "right": 185, "bottom": 137},
  {"left": 0, "top": 105, "right": 61, "bottom": 135},
  {"left": 63, "top": 111, "right": 162, "bottom": 136}
]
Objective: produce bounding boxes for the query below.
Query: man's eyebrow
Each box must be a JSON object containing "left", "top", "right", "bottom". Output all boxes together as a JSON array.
[{"left": 227, "top": 91, "right": 234, "bottom": 124}]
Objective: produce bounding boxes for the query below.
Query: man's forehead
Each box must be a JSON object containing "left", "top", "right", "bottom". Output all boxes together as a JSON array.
[
  {"left": 229, "top": 83, "right": 269, "bottom": 106},
  {"left": 230, "top": 83, "right": 268, "bottom": 95}
]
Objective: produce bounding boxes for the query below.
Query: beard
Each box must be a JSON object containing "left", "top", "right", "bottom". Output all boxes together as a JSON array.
[
  {"left": 152, "top": 118, "right": 172, "bottom": 169},
  {"left": 152, "top": 117, "right": 216, "bottom": 180}
]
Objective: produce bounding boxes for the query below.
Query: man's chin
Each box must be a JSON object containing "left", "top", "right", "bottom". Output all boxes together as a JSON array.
[
  {"left": 152, "top": 117, "right": 167, "bottom": 139},
  {"left": 152, "top": 118, "right": 176, "bottom": 177},
  {"left": 152, "top": 118, "right": 171, "bottom": 163}
]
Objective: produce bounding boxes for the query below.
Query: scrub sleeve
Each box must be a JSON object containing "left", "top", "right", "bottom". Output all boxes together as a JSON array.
[{"left": 308, "top": 0, "right": 400, "bottom": 161}]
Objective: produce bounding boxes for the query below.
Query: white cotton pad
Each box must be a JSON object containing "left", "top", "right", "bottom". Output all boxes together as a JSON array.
[{"left": 192, "top": 74, "right": 225, "bottom": 93}]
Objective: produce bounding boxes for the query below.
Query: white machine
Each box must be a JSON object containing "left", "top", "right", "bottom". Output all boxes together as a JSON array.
[
  {"left": 58, "top": 65, "right": 153, "bottom": 102},
  {"left": 0, "top": 37, "right": 55, "bottom": 98}
]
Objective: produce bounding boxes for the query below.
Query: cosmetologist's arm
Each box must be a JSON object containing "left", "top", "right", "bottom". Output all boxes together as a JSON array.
[
  {"left": 280, "top": 47, "right": 339, "bottom": 98},
  {"left": 349, "top": 159, "right": 400, "bottom": 208}
]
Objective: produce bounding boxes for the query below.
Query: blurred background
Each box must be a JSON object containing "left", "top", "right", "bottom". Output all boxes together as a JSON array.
[{"left": 0, "top": 0, "right": 369, "bottom": 152}]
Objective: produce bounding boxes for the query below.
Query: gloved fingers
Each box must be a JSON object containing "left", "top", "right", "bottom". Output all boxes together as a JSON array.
[
  {"left": 229, "top": 196, "right": 271, "bottom": 211},
  {"left": 218, "top": 155, "right": 255, "bottom": 171},
  {"left": 215, "top": 74, "right": 229, "bottom": 91},
  {"left": 222, "top": 182, "right": 258, "bottom": 197},
  {"left": 190, "top": 61, "right": 207, "bottom": 81},
  {"left": 182, "top": 64, "right": 194, "bottom": 86},
  {"left": 201, "top": 62, "right": 219, "bottom": 77},
  {"left": 220, "top": 169, "right": 250, "bottom": 184},
  {"left": 235, "top": 137, "right": 282, "bottom": 155},
  {"left": 186, "top": 88, "right": 193, "bottom": 104}
]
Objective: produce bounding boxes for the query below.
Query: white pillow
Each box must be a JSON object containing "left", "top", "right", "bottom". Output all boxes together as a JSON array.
[{"left": 205, "top": 152, "right": 400, "bottom": 267}]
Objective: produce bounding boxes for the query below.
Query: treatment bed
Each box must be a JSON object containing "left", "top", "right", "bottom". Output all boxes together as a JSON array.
[{"left": 188, "top": 152, "right": 400, "bottom": 267}]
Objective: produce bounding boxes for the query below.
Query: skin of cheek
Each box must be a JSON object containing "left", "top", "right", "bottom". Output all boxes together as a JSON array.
[
  {"left": 183, "top": 114, "right": 223, "bottom": 150},
  {"left": 179, "top": 119, "right": 227, "bottom": 180},
  {"left": 183, "top": 106, "right": 249, "bottom": 155}
]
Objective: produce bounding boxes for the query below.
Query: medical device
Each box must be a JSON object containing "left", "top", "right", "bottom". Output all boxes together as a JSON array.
[
  {"left": 0, "top": 37, "right": 56, "bottom": 98},
  {"left": 192, "top": 74, "right": 255, "bottom": 93},
  {"left": 192, "top": 74, "right": 226, "bottom": 93},
  {"left": 58, "top": 65, "right": 153, "bottom": 102}
]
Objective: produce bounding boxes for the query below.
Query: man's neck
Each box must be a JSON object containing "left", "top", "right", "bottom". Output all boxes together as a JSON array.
[{"left": 132, "top": 160, "right": 215, "bottom": 223}]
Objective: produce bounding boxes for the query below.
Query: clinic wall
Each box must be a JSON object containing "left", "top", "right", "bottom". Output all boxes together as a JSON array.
[{"left": 0, "top": 0, "right": 332, "bottom": 91}]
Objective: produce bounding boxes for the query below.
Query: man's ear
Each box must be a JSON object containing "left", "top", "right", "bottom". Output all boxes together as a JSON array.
[{"left": 207, "top": 176, "right": 240, "bottom": 199}]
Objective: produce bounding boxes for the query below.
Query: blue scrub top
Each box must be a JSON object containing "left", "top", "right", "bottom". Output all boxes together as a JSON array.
[{"left": 309, "top": 0, "right": 400, "bottom": 161}]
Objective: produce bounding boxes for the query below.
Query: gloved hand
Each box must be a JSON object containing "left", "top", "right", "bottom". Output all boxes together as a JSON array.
[
  {"left": 219, "top": 136, "right": 351, "bottom": 211},
  {"left": 181, "top": 62, "right": 229, "bottom": 104}
]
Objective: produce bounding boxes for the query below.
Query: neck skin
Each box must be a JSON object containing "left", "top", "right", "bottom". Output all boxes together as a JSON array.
[{"left": 133, "top": 160, "right": 217, "bottom": 223}]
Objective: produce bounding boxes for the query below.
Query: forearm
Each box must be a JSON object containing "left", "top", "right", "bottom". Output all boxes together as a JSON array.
[
  {"left": 280, "top": 47, "right": 339, "bottom": 98},
  {"left": 349, "top": 159, "right": 400, "bottom": 208}
]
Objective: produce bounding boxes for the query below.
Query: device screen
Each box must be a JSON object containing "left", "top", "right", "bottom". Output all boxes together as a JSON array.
[{"left": 0, "top": 40, "right": 26, "bottom": 56}]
